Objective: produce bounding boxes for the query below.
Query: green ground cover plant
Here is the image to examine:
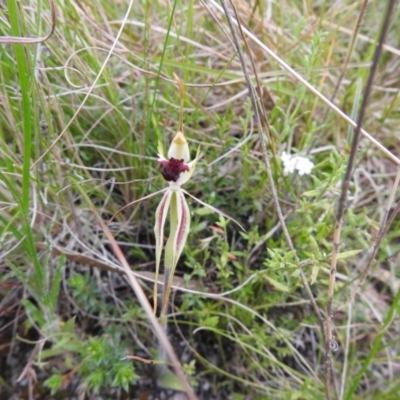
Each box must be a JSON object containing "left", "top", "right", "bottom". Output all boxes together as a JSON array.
[{"left": 0, "top": 0, "right": 400, "bottom": 399}]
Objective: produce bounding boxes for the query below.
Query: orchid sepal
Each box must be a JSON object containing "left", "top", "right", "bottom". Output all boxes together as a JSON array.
[
  {"left": 181, "top": 188, "right": 246, "bottom": 232},
  {"left": 167, "top": 130, "right": 190, "bottom": 162},
  {"left": 153, "top": 189, "right": 174, "bottom": 314},
  {"left": 109, "top": 188, "right": 167, "bottom": 223},
  {"left": 161, "top": 189, "right": 191, "bottom": 317}
]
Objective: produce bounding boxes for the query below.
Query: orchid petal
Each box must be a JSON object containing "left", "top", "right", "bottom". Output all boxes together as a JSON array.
[
  {"left": 161, "top": 190, "right": 191, "bottom": 317},
  {"left": 157, "top": 141, "right": 165, "bottom": 158},
  {"left": 153, "top": 189, "right": 173, "bottom": 314},
  {"left": 175, "top": 147, "right": 200, "bottom": 186},
  {"left": 180, "top": 188, "right": 246, "bottom": 232}
]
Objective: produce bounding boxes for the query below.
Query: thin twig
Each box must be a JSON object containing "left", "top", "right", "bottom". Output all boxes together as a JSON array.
[
  {"left": 81, "top": 195, "right": 198, "bottom": 400},
  {"left": 339, "top": 302, "right": 352, "bottom": 400},
  {"left": 325, "top": 0, "right": 396, "bottom": 393},
  {"left": 31, "top": 0, "right": 134, "bottom": 169},
  {"left": 218, "top": 0, "right": 329, "bottom": 388},
  {"left": 321, "top": 0, "right": 369, "bottom": 124},
  {"left": 0, "top": 0, "right": 56, "bottom": 44},
  {"left": 208, "top": 0, "right": 399, "bottom": 166},
  {"left": 337, "top": 169, "right": 400, "bottom": 312}
]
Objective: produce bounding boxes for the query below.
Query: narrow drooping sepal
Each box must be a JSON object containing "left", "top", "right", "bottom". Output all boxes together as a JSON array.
[
  {"left": 109, "top": 188, "right": 167, "bottom": 223},
  {"left": 153, "top": 190, "right": 173, "bottom": 314},
  {"left": 161, "top": 190, "right": 191, "bottom": 317},
  {"left": 181, "top": 188, "right": 246, "bottom": 232}
]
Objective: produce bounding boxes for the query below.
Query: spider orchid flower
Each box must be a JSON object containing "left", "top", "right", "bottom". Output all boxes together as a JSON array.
[
  {"left": 154, "top": 131, "right": 200, "bottom": 318},
  {"left": 110, "top": 130, "right": 244, "bottom": 322}
]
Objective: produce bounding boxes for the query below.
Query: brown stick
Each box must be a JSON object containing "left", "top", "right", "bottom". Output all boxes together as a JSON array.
[
  {"left": 218, "top": 0, "right": 330, "bottom": 395},
  {"left": 337, "top": 169, "right": 400, "bottom": 312},
  {"left": 325, "top": 0, "right": 396, "bottom": 396},
  {"left": 320, "top": 0, "right": 369, "bottom": 125}
]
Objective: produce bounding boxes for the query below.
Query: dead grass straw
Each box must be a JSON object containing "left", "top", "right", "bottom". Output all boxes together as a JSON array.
[
  {"left": 218, "top": 0, "right": 331, "bottom": 394},
  {"left": 325, "top": 0, "right": 397, "bottom": 398}
]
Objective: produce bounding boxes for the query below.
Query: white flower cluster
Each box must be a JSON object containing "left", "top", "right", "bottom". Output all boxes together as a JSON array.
[{"left": 281, "top": 151, "right": 314, "bottom": 176}]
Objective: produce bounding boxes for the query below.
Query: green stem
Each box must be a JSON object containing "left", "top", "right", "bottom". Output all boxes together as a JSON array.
[
  {"left": 7, "top": 0, "right": 44, "bottom": 294},
  {"left": 146, "top": 0, "right": 178, "bottom": 131},
  {"left": 7, "top": 0, "right": 32, "bottom": 213}
]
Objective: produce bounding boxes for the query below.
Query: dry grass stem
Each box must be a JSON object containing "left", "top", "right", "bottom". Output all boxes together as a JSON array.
[
  {"left": 2, "top": 0, "right": 400, "bottom": 397},
  {"left": 209, "top": 0, "right": 399, "bottom": 165},
  {"left": 86, "top": 197, "right": 197, "bottom": 400},
  {"left": 31, "top": 0, "right": 136, "bottom": 170},
  {"left": 0, "top": 0, "right": 56, "bottom": 44},
  {"left": 325, "top": 0, "right": 396, "bottom": 395},
  {"left": 218, "top": 0, "right": 332, "bottom": 394},
  {"left": 337, "top": 167, "right": 400, "bottom": 312},
  {"left": 321, "top": 0, "right": 369, "bottom": 124}
]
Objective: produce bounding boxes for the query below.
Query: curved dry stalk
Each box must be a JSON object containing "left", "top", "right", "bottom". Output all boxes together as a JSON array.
[
  {"left": 337, "top": 168, "right": 400, "bottom": 312},
  {"left": 321, "top": 0, "right": 369, "bottom": 124},
  {"left": 325, "top": 0, "right": 396, "bottom": 396},
  {"left": 217, "top": 0, "right": 331, "bottom": 392},
  {"left": 80, "top": 192, "right": 197, "bottom": 400},
  {"left": 31, "top": 0, "right": 135, "bottom": 170},
  {"left": 208, "top": 0, "right": 400, "bottom": 166},
  {"left": 0, "top": 0, "right": 56, "bottom": 44}
]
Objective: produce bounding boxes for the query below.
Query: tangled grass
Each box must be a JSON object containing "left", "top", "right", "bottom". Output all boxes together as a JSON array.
[{"left": 0, "top": 1, "right": 400, "bottom": 399}]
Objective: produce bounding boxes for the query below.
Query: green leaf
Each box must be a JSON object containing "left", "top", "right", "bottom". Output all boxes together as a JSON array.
[
  {"left": 195, "top": 206, "right": 214, "bottom": 216},
  {"left": 158, "top": 370, "right": 185, "bottom": 391},
  {"left": 203, "top": 316, "right": 219, "bottom": 327},
  {"left": 309, "top": 235, "right": 321, "bottom": 259},
  {"left": 265, "top": 276, "right": 290, "bottom": 292},
  {"left": 183, "top": 359, "right": 197, "bottom": 376},
  {"left": 336, "top": 250, "right": 363, "bottom": 260},
  {"left": 23, "top": 299, "right": 46, "bottom": 326},
  {"left": 310, "top": 264, "right": 320, "bottom": 285},
  {"left": 48, "top": 253, "right": 65, "bottom": 315},
  {"left": 86, "top": 369, "right": 105, "bottom": 393},
  {"left": 44, "top": 373, "right": 63, "bottom": 395},
  {"left": 112, "top": 363, "right": 138, "bottom": 392},
  {"left": 303, "top": 189, "right": 320, "bottom": 197}
]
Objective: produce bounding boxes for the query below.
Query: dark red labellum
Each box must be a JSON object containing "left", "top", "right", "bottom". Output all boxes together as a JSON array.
[{"left": 159, "top": 158, "right": 189, "bottom": 182}]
